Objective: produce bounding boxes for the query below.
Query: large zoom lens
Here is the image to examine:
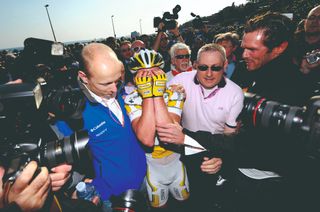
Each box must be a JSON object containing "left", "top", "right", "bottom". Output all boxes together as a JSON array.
[
  {"left": 2, "top": 130, "right": 89, "bottom": 182},
  {"left": 240, "top": 93, "right": 305, "bottom": 134},
  {"left": 41, "top": 130, "right": 89, "bottom": 168}
]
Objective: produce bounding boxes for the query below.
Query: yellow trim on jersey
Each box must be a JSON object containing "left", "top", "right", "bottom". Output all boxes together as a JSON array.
[
  {"left": 146, "top": 167, "right": 160, "bottom": 207},
  {"left": 151, "top": 145, "right": 174, "bottom": 159}
]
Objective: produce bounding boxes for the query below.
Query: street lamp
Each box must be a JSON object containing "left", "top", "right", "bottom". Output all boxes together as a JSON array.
[
  {"left": 139, "top": 19, "right": 142, "bottom": 34},
  {"left": 44, "top": 4, "right": 57, "bottom": 41},
  {"left": 111, "top": 15, "right": 116, "bottom": 38}
]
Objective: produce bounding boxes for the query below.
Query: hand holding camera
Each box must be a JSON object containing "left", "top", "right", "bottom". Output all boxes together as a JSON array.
[
  {"left": 300, "top": 49, "right": 320, "bottom": 74},
  {"left": 0, "top": 161, "right": 51, "bottom": 211},
  {"left": 153, "top": 5, "right": 181, "bottom": 31}
]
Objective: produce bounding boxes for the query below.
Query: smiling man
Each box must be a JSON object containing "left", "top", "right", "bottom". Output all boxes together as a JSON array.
[
  {"left": 165, "top": 43, "right": 243, "bottom": 211},
  {"left": 167, "top": 42, "right": 193, "bottom": 81}
]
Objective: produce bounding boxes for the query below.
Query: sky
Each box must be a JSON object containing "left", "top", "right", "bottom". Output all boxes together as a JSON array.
[{"left": 0, "top": 0, "right": 247, "bottom": 49}]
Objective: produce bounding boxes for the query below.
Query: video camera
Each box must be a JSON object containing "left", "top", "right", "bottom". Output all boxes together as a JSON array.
[
  {"left": 191, "top": 12, "right": 207, "bottom": 29},
  {"left": 240, "top": 92, "right": 320, "bottom": 159},
  {"left": 153, "top": 5, "right": 181, "bottom": 31},
  {"left": 21, "top": 38, "right": 79, "bottom": 88}
]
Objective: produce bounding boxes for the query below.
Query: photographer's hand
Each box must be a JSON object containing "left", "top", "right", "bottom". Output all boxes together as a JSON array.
[
  {"left": 300, "top": 57, "right": 320, "bottom": 74},
  {"left": 201, "top": 157, "right": 222, "bottom": 175},
  {"left": 50, "top": 163, "right": 72, "bottom": 191},
  {"left": 4, "top": 161, "right": 51, "bottom": 211},
  {"left": 169, "top": 23, "right": 184, "bottom": 43}
]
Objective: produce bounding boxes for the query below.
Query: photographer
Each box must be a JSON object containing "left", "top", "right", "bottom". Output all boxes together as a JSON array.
[
  {"left": 294, "top": 5, "right": 320, "bottom": 74},
  {"left": 293, "top": 5, "right": 320, "bottom": 97},
  {"left": 0, "top": 161, "right": 51, "bottom": 212},
  {"left": 153, "top": 6, "right": 184, "bottom": 73}
]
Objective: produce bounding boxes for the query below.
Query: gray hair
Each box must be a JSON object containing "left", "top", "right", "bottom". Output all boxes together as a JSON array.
[
  {"left": 169, "top": 42, "right": 191, "bottom": 59},
  {"left": 196, "top": 43, "right": 227, "bottom": 63}
]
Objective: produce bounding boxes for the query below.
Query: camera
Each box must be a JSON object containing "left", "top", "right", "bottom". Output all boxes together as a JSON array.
[
  {"left": 153, "top": 5, "right": 181, "bottom": 30},
  {"left": 1, "top": 130, "right": 89, "bottom": 182},
  {"left": 0, "top": 81, "right": 87, "bottom": 182},
  {"left": 111, "top": 189, "right": 149, "bottom": 212},
  {"left": 191, "top": 12, "right": 207, "bottom": 29},
  {"left": 240, "top": 92, "right": 320, "bottom": 159},
  {"left": 305, "top": 49, "right": 320, "bottom": 65}
]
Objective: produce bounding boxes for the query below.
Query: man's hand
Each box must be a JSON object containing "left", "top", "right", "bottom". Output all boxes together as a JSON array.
[
  {"left": 300, "top": 55, "right": 320, "bottom": 74},
  {"left": 50, "top": 164, "right": 72, "bottom": 191},
  {"left": 201, "top": 157, "right": 222, "bottom": 174},
  {"left": 156, "top": 122, "right": 185, "bottom": 145},
  {"left": 4, "top": 161, "right": 51, "bottom": 211},
  {"left": 152, "top": 73, "right": 167, "bottom": 97},
  {"left": 135, "top": 70, "right": 153, "bottom": 99},
  {"left": 166, "top": 84, "right": 186, "bottom": 110}
]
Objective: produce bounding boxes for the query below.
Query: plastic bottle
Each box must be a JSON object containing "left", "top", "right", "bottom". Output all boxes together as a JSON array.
[{"left": 76, "top": 182, "right": 101, "bottom": 203}]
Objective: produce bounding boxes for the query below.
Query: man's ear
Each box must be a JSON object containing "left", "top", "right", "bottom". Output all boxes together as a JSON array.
[
  {"left": 78, "top": 71, "right": 88, "bottom": 84},
  {"left": 273, "top": 41, "right": 288, "bottom": 57}
]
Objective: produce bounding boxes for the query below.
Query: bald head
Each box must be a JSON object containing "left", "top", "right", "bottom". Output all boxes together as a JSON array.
[
  {"left": 81, "top": 43, "right": 120, "bottom": 76},
  {"left": 308, "top": 5, "right": 320, "bottom": 17},
  {"left": 79, "top": 43, "right": 123, "bottom": 98},
  {"left": 305, "top": 5, "right": 320, "bottom": 36}
]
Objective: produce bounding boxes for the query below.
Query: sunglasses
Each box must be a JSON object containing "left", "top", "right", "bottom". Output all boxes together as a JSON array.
[
  {"left": 175, "top": 54, "right": 190, "bottom": 59},
  {"left": 131, "top": 47, "right": 144, "bottom": 52},
  {"left": 197, "top": 64, "right": 223, "bottom": 72},
  {"left": 121, "top": 48, "right": 131, "bottom": 52}
]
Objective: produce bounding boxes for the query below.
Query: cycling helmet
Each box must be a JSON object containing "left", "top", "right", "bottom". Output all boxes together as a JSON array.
[{"left": 128, "top": 49, "right": 164, "bottom": 74}]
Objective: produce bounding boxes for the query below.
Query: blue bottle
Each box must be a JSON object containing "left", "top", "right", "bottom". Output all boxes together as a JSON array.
[{"left": 76, "top": 182, "right": 101, "bottom": 203}]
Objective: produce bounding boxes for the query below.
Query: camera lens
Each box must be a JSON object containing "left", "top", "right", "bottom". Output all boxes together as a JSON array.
[
  {"left": 42, "top": 130, "right": 89, "bottom": 168},
  {"left": 241, "top": 93, "right": 304, "bottom": 134}
]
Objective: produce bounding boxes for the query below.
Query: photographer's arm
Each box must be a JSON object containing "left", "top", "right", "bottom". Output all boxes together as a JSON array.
[
  {"left": 152, "top": 23, "right": 165, "bottom": 51},
  {"left": 0, "top": 161, "right": 51, "bottom": 211},
  {"left": 169, "top": 24, "right": 184, "bottom": 43}
]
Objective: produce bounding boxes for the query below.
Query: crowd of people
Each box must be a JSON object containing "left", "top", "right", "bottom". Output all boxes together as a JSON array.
[{"left": 0, "top": 4, "right": 319, "bottom": 212}]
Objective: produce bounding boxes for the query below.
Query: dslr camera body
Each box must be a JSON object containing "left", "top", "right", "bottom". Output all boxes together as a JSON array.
[{"left": 153, "top": 5, "right": 181, "bottom": 31}]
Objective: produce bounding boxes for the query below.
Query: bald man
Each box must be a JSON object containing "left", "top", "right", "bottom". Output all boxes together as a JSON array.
[{"left": 56, "top": 43, "right": 146, "bottom": 211}]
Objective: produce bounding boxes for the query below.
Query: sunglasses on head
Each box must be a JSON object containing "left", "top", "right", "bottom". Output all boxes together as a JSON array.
[
  {"left": 197, "top": 64, "right": 223, "bottom": 72},
  {"left": 131, "top": 47, "right": 144, "bottom": 52},
  {"left": 175, "top": 54, "right": 190, "bottom": 59}
]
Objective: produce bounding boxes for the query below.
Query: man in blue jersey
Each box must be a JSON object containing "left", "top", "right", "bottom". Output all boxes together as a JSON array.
[{"left": 56, "top": 43, "right": 147, "bottom": 211}]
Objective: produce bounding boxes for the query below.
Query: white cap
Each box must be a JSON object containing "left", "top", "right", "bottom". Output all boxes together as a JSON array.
[{"left": 76, "top": 182, "right": 86, "bottom": 192}]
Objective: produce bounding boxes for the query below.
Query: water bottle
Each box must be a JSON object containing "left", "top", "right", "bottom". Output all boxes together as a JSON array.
[{"left": 76, "top": 182, "right": 101, "bottom": 205}]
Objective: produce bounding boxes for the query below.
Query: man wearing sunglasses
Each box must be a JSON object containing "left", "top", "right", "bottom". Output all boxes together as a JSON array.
[
  {"left": 167, "top": 42, "right": 193, "bottom": 81},
  {"left": 119, "top": 41, "right": 135, "bottom": 87},
  {"left": 158, "top": 43, "right": 244, "bottom": 211},
  {"left": 131, "top": 40, "right": 145, "bottom": 53}
]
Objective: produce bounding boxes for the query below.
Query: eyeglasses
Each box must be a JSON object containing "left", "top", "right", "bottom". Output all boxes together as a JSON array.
[
  {"left": 307, "top": 15, "right": 320, "bottom": 21},
  {"left": 197, "top": 64, "right": 223, "bottom": 72},
  {"left": 175, "top": 54, "right": 190, "bottom": 59},
  {"left": 121, "top": 48, "right": 131, "bottom": 53}
]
